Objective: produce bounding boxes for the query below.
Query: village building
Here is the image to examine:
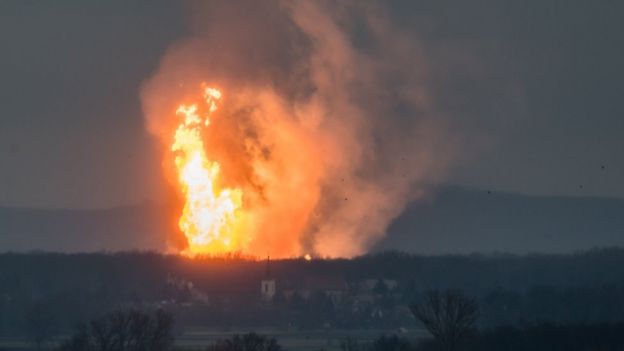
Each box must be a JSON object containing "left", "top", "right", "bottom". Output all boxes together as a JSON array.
[
  {"left": 281, "top": 275, "right": 348, "bottom": 305},
  {"left": 359, "top": 278, "right": 399, "bottom": 292},
  {"left": 260, "top": 257, "right": 276, "bottom": 301}
]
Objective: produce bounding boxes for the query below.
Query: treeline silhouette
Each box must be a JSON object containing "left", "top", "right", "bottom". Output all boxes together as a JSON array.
[
  {"left": 342, "top": 324, "right": 624, "bottom": 351},
  {"left": 3, "top": 249, "right": 624, "bottom": 336},
  {"left": 54, "top": 310, "right": 624, "bottom": 351},
  {"left": 463, "top": 323, "right": 624, "bottom": 351},
  {"left": 58, "top": 309, "right": 174, "bottom": 351}
]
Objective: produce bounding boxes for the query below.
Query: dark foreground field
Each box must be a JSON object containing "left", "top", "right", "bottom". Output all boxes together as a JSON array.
[
  {"left": 0, "top": 328, "right": 427, "bottom": 351},
  {"left": 3, "top": 249, "right": 624, "bottom": 350}
]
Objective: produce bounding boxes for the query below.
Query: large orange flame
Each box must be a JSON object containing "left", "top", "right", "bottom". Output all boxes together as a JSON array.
[
  {"left": 141, "top": 2, "right": 450, "bottom": 259},
  {"left": 172, "top": 86, "right": 243, "bottom": 255}
]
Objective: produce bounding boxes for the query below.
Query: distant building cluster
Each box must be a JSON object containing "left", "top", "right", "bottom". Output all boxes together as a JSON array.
[{"left": 159, "top": 259, "right": 414, "bottom": 327}]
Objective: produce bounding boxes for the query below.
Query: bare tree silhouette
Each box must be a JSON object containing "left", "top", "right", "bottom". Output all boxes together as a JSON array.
[
  {"left": 411, "top": 289, "right": 478, "bottom": 351},
  {"left": 58, "top": 309, "right": 174, "bottom": 351}
]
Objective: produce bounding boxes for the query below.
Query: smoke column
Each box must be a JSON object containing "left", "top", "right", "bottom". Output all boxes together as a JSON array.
[{"left": 141, "top": 0, "right": 458, "bottom": 257}]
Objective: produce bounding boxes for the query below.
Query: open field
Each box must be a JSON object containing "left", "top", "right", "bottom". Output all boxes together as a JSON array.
[
  {"left": 0, "top": 328, "right": 429, "bottom": 351},
  {"left": 178, "top": 327, "right": 428, "bottom": 351}
]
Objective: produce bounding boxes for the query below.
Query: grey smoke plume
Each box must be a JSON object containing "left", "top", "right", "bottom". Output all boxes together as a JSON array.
[{"left": 141, "top": 0, "right": 460, "bottom": 257}]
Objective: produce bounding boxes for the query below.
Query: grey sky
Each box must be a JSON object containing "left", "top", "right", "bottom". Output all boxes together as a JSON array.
[{"left": 0, "top": 1, "right": 623, "bottom": 209}]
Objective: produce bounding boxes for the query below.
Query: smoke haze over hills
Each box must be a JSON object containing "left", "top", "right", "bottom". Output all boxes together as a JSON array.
[{"left": 2, "top": 187, "right": 623, "bottom": 255}]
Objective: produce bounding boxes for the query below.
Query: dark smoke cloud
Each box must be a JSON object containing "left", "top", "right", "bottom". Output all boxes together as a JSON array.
[{"left": 142, "top": 0, "right": 473, "bottom": 257}]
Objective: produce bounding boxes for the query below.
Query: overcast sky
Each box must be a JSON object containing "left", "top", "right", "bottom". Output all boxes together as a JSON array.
[{"left": 1, "top": 1, "right": 623, "bottom": 209}]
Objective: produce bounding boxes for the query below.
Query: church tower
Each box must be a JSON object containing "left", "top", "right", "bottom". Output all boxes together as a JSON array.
[{"left": 260, "top": 256, "right": 276, "bottom": 301}]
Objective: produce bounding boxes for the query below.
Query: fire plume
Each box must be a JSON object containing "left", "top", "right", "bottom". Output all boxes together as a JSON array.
[
  {"left": 172, "top": 86, "right": 243, "bottom": 255},
  {"left": 142, "top": 1, "right": 454, "bottom": 258}
]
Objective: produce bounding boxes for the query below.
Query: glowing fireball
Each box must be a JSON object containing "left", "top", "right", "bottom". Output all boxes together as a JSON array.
[{"left": 171, "top": 86, "right": 243, "bottom": 255}]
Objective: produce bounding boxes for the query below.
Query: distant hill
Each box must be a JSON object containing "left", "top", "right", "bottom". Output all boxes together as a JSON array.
[
  {"left": 1, "top": 187, "right": 623, "bottom": 254},
  {"left": 0, "top": 203, "right": 170, "bottom": 252},
  {"left": 376, "top": 186, "right": 624, "bottom": 254}
]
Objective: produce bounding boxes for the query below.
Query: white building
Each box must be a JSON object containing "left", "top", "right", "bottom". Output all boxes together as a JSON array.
[{"left": 260, "top": 256, "right": 276, "bottom": 301}]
